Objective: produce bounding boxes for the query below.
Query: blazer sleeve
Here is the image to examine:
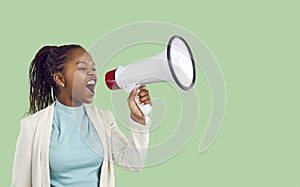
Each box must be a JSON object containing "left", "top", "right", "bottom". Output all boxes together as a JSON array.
[
  {"left": 11, "top": 118, "right": 33, "bottom": 187},
  {"left": 106, "top": 110, "right": 151, "bottom": 172}
]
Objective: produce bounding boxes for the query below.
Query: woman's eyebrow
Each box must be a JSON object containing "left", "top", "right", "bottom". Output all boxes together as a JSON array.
[{"left": 76, "top": 61, "right": 95, "bottom": 65}]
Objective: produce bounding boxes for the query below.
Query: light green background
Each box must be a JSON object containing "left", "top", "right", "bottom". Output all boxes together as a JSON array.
[{"left": 1, "top": 0, "right": 299, "bottom": 186}]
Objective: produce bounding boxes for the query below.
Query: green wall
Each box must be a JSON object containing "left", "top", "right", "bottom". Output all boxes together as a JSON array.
[{"left": 1, "top": 0, "right": 299, "bottom": 186}]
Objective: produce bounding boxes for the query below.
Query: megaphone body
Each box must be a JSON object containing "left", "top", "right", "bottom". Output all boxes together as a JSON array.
[{"left": 105, "top": 35, "right": 196, "bottom": 115}]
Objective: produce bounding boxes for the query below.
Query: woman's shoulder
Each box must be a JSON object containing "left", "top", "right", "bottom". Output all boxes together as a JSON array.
[{"left": 21, "top": 103, "right": 54, "bottom": 126}]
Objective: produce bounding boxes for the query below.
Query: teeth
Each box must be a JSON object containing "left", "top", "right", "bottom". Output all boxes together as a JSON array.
[{"left": 87, "top": 80, "right": 95, "bottom": 85}]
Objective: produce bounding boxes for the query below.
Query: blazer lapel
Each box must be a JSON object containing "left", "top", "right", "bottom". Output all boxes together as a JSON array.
[
  {"left": 40, "top": 102, "right": 55, "bottom": 187},
  {"left": 85, "top": 105, "right": 109, "bottom": 160}
]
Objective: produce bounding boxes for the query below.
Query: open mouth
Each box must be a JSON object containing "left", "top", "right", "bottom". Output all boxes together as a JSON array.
[{"left": 86, "top": 79, "right": 96, "bottom": 95}]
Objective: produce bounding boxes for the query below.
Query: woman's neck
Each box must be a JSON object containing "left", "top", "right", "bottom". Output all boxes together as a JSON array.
[{"left": 57, "top": 96, "right": 83, "bottom": 107}]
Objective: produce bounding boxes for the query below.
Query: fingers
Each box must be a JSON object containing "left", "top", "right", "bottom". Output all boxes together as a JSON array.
[
  {"left": 137, "top": 86, "right": 152, "bottom": 106},
  {"left": 128, "top": 85, "right": 152, "bottom": 106}
]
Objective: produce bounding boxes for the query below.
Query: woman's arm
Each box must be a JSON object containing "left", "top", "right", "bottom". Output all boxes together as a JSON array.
[
  {"left": 108, "top": 110, "right": 151, "bottom": 171},
  {"left": 109, "top": 86, "right": 152, "bottom": 171},
  {"left": 11, "top": 118, "right": 33, "bottom": 187}
]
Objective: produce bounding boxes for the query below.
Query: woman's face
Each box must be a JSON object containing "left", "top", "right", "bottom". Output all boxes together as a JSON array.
[{"left": 58, "top": 48, "right": 98, "bottom": 106}]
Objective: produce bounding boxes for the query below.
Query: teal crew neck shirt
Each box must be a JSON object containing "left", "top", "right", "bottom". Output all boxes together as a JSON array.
[{"left": 49, "top": 100, "right": 104, "bottom": 187}]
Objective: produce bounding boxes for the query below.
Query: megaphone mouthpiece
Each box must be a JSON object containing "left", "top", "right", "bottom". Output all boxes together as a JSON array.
[{"left": 105, "top": 68, "right": 121, "bottom": 90}]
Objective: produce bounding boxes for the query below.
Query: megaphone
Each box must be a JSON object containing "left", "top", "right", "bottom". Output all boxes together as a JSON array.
[{"left": 105, "top": 35, "right": 196, "bottom": 115}]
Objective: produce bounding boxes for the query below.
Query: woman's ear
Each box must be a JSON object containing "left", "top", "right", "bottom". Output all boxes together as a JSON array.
[{"left": 53, "top": 72, "right": 65, "bottom": 88}]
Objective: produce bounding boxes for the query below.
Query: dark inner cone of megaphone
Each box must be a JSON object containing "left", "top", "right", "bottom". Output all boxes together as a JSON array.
[{"left": 167, "top": 35, "right": 196, "bottom": 91}]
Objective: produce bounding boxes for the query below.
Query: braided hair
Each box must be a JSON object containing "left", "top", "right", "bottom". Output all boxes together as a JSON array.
[{"left": 27, "top": 44, "right": 83, "bottom": 115}]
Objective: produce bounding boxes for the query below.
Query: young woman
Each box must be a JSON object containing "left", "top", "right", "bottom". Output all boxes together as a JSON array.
[{"left": 11, "top": 45, "right": 152, "bottom": 187}]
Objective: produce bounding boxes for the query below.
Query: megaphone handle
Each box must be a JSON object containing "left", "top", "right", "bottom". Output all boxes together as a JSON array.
[
  {"left": 134, "top": 85, "right": 152, "bottom": 116},
  {"left": 123, "top": 84, "right": 152, "bottom": 116},
  {"left": 135, "top": 94, "right": 152, "bottom": 116}
]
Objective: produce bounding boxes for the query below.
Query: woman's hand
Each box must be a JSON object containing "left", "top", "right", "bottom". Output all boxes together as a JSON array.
[{"left": 127, "top": 86, "right": 152, "bottom": 125}]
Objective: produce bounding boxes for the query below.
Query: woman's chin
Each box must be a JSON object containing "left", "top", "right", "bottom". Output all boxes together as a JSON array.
[
  {"left": 83, "top": 88, "right": 95, "bottom": 103},
  {"left": 83, "top": 97, "right": 94, "bottom": 104}
]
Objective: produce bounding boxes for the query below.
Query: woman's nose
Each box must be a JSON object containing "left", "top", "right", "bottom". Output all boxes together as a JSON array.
[{"left": 88, "top": 70, "right": 97, "bottom": 78}]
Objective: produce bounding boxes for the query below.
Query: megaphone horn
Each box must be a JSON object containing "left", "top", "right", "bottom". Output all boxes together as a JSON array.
[{"left": 105, "top": 35, "right": 196, "bottom": 115}]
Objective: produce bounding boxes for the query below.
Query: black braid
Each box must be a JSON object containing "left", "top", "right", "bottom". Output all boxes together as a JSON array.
[{"left": 27, "top": 44, "right": 82, "bottom": 115}]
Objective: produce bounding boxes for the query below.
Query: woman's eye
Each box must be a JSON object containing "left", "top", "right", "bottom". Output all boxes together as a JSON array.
[
  {"left": 78, "top": 67, "right": 87, "bottom": 70},
  {"left": 93, "top": 68, "right": 97, "bottom": 71}
]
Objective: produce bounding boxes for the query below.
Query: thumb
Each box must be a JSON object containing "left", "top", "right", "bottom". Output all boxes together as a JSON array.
[{"left": 128, "top": 87, "right": 139, "bottom": 101}]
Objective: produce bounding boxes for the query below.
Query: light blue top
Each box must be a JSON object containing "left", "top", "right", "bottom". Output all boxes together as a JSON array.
[{"left": 49, "top": 100, "right": 104, "bottom": 187}]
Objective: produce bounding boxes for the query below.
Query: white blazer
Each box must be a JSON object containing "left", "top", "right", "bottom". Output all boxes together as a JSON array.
[{"left": 11, "top": 102, "right": 151, "bottom": 187}]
